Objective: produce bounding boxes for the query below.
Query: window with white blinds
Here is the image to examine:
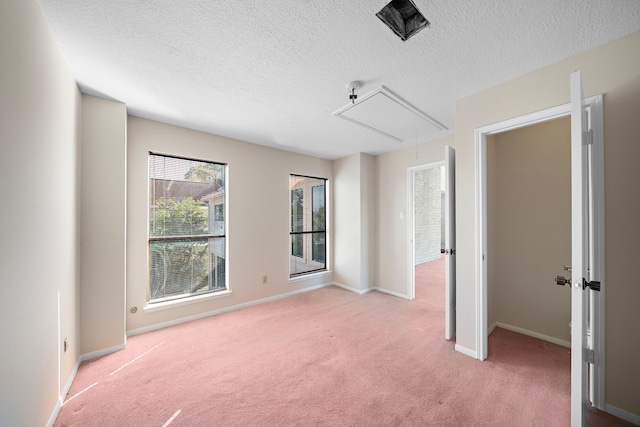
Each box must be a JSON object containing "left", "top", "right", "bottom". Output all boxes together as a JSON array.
[{"left": 148, "top": 153, "right": 226, "bottom": 302}]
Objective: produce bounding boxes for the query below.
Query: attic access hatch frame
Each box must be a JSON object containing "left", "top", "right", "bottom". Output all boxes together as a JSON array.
[{"left": 332, "top": 86, "right": 446, "bottom": 143}]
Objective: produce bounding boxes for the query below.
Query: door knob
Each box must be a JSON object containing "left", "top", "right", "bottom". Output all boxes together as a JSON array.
[{"left": 556, "top": 276, "right": 570, "bottom": 286}]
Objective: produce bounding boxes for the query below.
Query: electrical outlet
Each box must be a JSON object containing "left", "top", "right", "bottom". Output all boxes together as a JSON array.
[{"left": 262, "top": 275, "right": 268, "bottom": 284}]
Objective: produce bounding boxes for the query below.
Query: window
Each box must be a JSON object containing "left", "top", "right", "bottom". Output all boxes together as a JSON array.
[
  {"left": 290, "top": 175, "right": 326, "bottom": 276},
  {"left": 291, "top": 188, "right": 304, "bottom": 258},
  {"left": 312, "top": 185, "right": 325, "bottom": 263},
  {"left": 148, "top": 153, "right": 226, "bottom": 303}
]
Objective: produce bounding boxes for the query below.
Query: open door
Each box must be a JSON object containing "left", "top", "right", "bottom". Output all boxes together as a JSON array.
[
  {"left": 444, "top": 145, "right": 456, "bottom": 340},
  {"left": 570, "top": 70, "right": 600, "bottom": 427}
]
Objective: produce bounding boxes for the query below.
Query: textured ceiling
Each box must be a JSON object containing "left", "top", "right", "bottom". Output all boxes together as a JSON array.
[{"left": 37, "top": 0, "right": 640, "bottom": 160}]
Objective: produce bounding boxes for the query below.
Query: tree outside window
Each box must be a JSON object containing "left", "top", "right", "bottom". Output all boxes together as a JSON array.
[{"left": 149, "top": 154, "right": 226, "bottom": 302}]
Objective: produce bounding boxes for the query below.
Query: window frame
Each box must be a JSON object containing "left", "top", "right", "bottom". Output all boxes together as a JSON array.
[
  {"left": 148, "top": 152, "right": 228, "bottom": 304},
  {"left": 289, "top": 174, "right": 327, "bottom": 278}
]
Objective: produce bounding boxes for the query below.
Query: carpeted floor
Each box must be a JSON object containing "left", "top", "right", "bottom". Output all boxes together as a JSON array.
[{"left": 54, "top": 257, "right": 633, "bottom": 426}]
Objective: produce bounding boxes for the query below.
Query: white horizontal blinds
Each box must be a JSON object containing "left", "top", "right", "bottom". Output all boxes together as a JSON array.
[
  {"left": 149, "top": 154, "right": 225, "bottom": 237},
  {"left": 148, "top": 153, "right": 226, "bottom": 302},
  {"left": 290, "top": 175, "right": 326, "bottom": 276}
]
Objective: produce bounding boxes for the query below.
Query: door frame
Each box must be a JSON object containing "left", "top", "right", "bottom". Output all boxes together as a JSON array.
[
  {"left": 407, "top": 160, "right": 444, "bottom": 301},
  {"left": 473, "top": 97, "right": 605, "bottom": 409}
]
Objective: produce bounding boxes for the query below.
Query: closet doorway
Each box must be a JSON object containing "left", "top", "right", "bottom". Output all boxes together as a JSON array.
[{"left": 486, "top": 117, "right": 572, "bottom": 348}]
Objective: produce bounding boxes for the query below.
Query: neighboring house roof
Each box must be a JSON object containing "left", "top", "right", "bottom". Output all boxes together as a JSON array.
[{"left": 151, "top": 179, "right": 214, "bottom": 202}]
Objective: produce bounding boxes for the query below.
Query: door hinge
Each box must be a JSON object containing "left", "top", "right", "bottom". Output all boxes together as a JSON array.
[
  {"left": 587, "top": 349, "right": 595, "bottom": 364},
  {"left": 583, "top": 278, "right": 601, "bottom": 291},
  {"left": 585, "top": 129, "right": 593, "bottom": 145}
]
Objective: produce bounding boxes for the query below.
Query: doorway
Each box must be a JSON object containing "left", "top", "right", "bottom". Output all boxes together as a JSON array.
[
  {"left": 486, "top": 117, "right": 572, "bottom": 348},
  {"left": 411, "top": 163, "right": 445, "bottom": 302},
  {"left": 474, "top": 96, "right": 605, "bottom": 412},
  {"left": 407, "top": 147, "right": 455, "bottom": 340}
]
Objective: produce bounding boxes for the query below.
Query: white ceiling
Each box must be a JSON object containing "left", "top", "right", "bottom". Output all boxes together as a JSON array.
[{"left": 37, "top": 0, "right": 640, "bottom": 160}]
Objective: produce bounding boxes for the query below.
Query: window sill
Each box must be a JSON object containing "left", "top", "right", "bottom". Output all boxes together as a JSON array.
[
  {"left": 143, "top": 290, "right": 232, "bottom": 313},
  {"left": 288, "top": 270, "right": 332, "bottom": 284}
]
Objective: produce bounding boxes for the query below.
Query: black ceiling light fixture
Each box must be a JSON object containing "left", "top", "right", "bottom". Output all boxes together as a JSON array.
[{"left": 376, "top": 0, "right": 430, "bottom": 42}]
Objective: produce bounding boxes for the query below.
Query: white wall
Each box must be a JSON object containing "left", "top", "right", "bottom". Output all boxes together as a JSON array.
[
  {"left": 80, "top": 95, "right": 127, "bottom": 354},
  {"left": 126, "top": 117, "right": 333, "bottom": 332},
  {"left": 455, "top": 31, "right": 640, "bottom": 416},
  {"left": 0, "top": 1, "right": 81, "bottom": 425}
]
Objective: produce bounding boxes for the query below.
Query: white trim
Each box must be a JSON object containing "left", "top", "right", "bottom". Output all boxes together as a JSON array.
[
  {"left": 332, "top": 281, "right": 374, "bottom": 295},
  {"left": 407, "top": 167, "right": 415, "bottom": 301},
  {"left": 372, "top": 286, "right": 410, "bottom": 300},
  {"left": 455, "top": 344, "right": 477, "bottom": 359},
  {"left": 488, "top": 322, "right": 497, "bottom": 335},
  {"left": 475, "top": 132, "right": 487, "bottom": 360},
  {"left": 588, "top": 95, "right": 606, "bottom": 410},
  {"left": 128, "top": 282, "right": 333, "bottom": 336},
  {"left": 80, "top": 343, "right": 127, "bottom": 362},
  {"left": 496, "top": 322, "right": 571, "bottom": 348},
  {"left": 334, "top": 281, "right": 410, "bottom": 300},
  {"left": 288, "top": 270, "right": 332, "bottom": 284},
  {"left": 143, "top": 290, "right": 233, "bottom": 313},
  {"left": 46, "top": 357, "right": 81, "bottom": 427},
  {"left": 474, "top": 96, "right": 606, "bottom": 399},
  {"left": 47, "top": 341, "right": 127, "bottom": 427},
  {"left": 605, "top": 404, "right": 640, "bottom": 425}
]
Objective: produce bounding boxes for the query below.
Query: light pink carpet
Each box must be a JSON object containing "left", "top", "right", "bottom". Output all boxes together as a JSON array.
[{"left": 54, "top": 257, "right": 632, "bottom": 426}]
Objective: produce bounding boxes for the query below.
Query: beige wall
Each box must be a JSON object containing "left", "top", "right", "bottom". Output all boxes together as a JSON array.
[
  {"left": 126, "top": 117, "right": 333, "bottom": 332},
  {"left": 487, "top": 118, "right": 572, "bottom": 343},
  {"left": 601, "top": 71, "right": 640, "bottom": 415},
  {"left": 80, "top": 95, "right": 127, "bottom": 354},
  {"left": 360, "top": 153, "right": 376, "bottom": 290},
  {"left": 375, "top": 135, "right": 454, "bottom": 296},
  {"left": 455, "top": 31, "right": 640, "bottom": 415},
  {"left": 0, "top": 1, "right": 82, "bottom": 425},
  {"left": 333, "top": 154, "right": 363, "bottom": 289},
  {"left": 3, "top": 1, "right": 639, "bottom": 421},
  {"left": 333, "top": 153, "right": 377, "bottom": 291}
]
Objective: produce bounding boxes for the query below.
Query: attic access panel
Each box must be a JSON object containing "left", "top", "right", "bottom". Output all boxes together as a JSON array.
[
  {"left": 333, "top": 87, "right": 446, "bottom": 143},
  {"left": 376, "top": 0, "right": 430, "bottom": 41}
]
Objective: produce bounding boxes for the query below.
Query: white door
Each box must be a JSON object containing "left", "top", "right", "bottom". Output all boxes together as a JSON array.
[
  {"left": 570, "top": 70, "right": 592, "bottom": 427},
  {"left": 444, "top": 146, "right": 456, "bottom": 340}
]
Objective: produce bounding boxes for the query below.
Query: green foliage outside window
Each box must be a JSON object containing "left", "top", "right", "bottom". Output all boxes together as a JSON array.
[{"left": 149, "top": 197, "right": 210, "bottom": 299}]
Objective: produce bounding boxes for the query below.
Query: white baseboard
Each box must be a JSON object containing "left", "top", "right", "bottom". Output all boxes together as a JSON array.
[
  {"left": 495, "top": 322, "right": 571, "bottom": 348},
  {"left": 455, "top": 344, "right": 477, "bottom": 359},
  {"left": 128, "top": 282, "right": 334, "bottom": 337},
  {"left": 488, "top": 322, "right": 497, "bottom": 335},
  {"left": 47, "top": 341, "right": 128, "bottom": 426},
  {"left": 372, "top": 287, "right": 410, "bottom": 300},
  {"left": 332, "top": 282, "right": 411, "bottom": 300},
  {"left": 46, "top": 357, "right": 80, "bottom": 427},
  {"left": 331, "top": 281, "right": 373, "bottom": 295},
  {"left": 80, "top": 343, "right": 127, "bottom": 362},
  {"left": 606, "top": 404, "right": 640, "bottom": 425}
]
